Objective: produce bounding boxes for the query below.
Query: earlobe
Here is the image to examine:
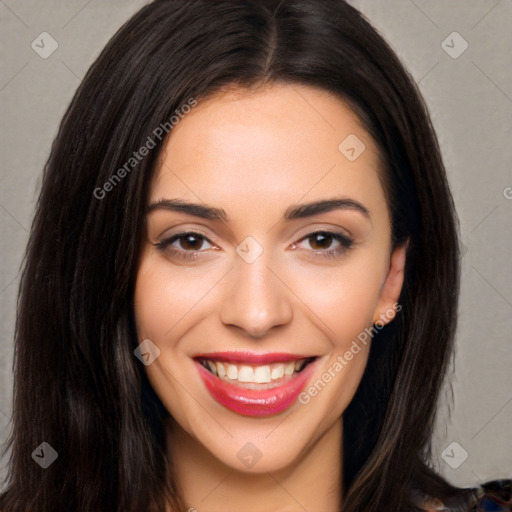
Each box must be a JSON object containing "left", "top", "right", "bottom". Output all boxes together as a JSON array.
[{"left": 372, "top": 241, "right": 408, "bottom": 326}]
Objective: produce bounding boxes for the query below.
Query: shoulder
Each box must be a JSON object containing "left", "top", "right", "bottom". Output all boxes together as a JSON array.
[{"left": 412, "top": 478, "right": 512, "bottom": 512}]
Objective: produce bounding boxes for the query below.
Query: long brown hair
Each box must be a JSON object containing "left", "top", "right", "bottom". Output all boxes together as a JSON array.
[{"left": 1, "top": 1, "right": 469, "bottom": 510}]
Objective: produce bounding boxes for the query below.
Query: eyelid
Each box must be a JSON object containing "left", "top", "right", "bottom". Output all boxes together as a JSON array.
[
  {"left": 154, "top": 223, "right": 216, "bottom": 241},
  {"left": 153, "top": 231, "right": 216, "bottom": 251},
  {"left": 290, "top": 222, "right": 354, "bottom": 241}
]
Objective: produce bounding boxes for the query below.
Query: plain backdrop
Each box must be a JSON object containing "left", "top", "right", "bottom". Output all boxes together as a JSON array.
[{"left": 1, "top": 0, "right": 511, "bottom": 491}]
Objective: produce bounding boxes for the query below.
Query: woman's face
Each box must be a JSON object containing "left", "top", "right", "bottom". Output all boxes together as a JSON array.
[{"left": 134, "top": 83, "right": 405, "bottom": 473}]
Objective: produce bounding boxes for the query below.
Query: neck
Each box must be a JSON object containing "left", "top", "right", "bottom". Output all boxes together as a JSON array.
[{"left": 165, "top": 417, "right": 343, "bottom": 512}]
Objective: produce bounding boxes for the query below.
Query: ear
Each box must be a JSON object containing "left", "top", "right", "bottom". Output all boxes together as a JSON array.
[{"left": 372, "top": 241, "right": 408, "bottom": 327}]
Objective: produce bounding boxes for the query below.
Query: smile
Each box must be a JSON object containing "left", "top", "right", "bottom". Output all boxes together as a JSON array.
[{"left": 194, "top": 352, "right": 319, "bottom": 416}]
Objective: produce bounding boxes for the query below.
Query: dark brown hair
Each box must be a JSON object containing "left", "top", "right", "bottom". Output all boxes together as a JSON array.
[{"left": 1, "top": 1, "right": 471, "bottom": 510}]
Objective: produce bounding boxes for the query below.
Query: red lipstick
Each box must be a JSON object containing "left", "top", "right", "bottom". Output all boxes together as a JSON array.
[{"left": 194, "top": 352, "right": 318, "bottom": 417}]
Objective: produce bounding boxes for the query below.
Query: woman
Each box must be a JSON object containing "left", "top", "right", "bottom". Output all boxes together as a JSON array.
[{"left": 0, "top": 1, "right": 509, "bottom": 511}]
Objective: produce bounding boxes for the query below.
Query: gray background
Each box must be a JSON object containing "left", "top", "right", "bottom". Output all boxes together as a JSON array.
[{"left": 1, "top": 0, "right": 511, "bottom": 491}]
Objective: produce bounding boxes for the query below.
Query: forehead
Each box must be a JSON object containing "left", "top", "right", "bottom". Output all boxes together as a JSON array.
[{"left": 149, "top": 83, "right": 385, "bottom": 219}]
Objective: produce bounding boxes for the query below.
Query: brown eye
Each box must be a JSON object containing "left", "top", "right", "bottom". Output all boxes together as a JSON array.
[
  {"left": 154, "top": 231, "right": 215, "bottom": 260},
  {"left": 294, "top": 231, "right": 354, "bottom": 259},
  {"left": 177, "top": 234, "right": 207, "bottom": 251},
  {"left": 308, "top": 232, "right": 336, "bottom": 250}
]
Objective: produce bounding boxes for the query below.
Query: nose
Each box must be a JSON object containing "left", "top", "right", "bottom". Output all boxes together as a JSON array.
[{"left": 219, "top": 253, "right": 293, "bottom": 339}]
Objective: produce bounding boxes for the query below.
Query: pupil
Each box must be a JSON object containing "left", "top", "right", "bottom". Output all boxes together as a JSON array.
[
  {"left": 182, "top": 235, "right": 201, "bottom": 250},
  {"left": 311, "top": 233, "right": 331, "bottom": 250}
]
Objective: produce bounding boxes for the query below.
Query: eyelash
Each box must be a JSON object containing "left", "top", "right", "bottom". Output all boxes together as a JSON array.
[{"left": 154, "top": 230, "right": 354, "bottom": 261}]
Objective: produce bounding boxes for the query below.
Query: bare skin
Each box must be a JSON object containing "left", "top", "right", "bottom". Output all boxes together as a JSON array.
[{"left": 134, "top": 83, "right": 406, "bottom": 511}]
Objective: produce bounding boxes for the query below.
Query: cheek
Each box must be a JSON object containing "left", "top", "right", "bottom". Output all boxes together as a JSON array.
[
  {"left": 134, "top": 253, "right": 219, "bottom": 340},
  {"left": 134, "top": 269, "right": 171, "bottom": 342},
  {"left": 287, "top": 255, "right": 386, "bottom": 342}
]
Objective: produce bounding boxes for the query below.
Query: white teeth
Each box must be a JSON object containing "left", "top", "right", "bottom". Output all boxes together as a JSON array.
[
  {"left": 202, "top": 358, "right": 311, "bottom": 385},
  {"left": 271, "top": 365, "right": 284, "bottom": 380},
  {"left": 254, "top": 365, "right": 271, "bottom": 383},
  {"left": 215, "top": 361, "right": 226, "bottom": 379},
  {"left": 284, "top": 362, "right": 295, "bottom": 376},
  {"left": 238, "top": 366, "right": 254, "bottom": 382},
  {"left": 226, "top": 364, "right": 238, "bottom": 380}
]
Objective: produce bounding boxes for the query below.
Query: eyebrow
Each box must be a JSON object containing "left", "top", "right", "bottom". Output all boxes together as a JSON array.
[{"left": 146, "top": 197, "right": 371, "bottom": 222}]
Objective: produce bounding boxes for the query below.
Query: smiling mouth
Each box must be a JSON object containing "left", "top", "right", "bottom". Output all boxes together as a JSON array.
[
  {"left": 194, "top": 352, "right": 320, "bottom": 416},
  {"left": 196, "top": 356, "right": 317, "bottom": 390}
]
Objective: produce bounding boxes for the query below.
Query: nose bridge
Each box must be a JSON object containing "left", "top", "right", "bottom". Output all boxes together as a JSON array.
[{"left": 219, "top": 244, "right": 293, "bottom": 338}]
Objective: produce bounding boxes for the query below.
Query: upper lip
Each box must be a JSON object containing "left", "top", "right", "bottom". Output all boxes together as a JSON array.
[{"left": 193, "top": 351, "right": 316, "bottom": 364}]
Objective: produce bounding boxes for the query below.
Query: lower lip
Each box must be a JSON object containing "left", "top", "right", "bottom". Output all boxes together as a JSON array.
[{"left": 195, "top": 360, "right": 317, "bottom": 417}]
